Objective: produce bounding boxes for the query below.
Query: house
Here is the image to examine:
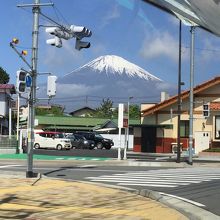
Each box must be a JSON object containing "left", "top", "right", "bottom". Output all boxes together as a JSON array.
[
  {"left": 69, "top": 106, "right": 96, "bottom": 117},
  {"left": 0, "top": 84, "right": 16, "bottom": 134},
  {"left": 133, "top": 76, "right": 220, "bottom": 154}
]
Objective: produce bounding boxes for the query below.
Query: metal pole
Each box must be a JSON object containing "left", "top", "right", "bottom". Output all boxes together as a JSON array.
[
  {"left": 26, "top": 0, "right": 40, "bottom": 178},
  {"left": 118, "top": 128, "right": 121, "bottom": 160},
  {"left": 9, "top": 105, "right": 12, "bottom": 139},
  {"left": 16, "top": 95, "right": 20, "bottom": 154},
  {"left": 188, "top": 26, "right": 195, "bottom": 165},
  {"left": 177, "top": 20, "right": 182, "bottom": 163}
]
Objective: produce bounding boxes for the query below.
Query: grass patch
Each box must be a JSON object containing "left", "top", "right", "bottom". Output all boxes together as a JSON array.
[{"left": 203, "top": 148, "right": 220, "bottom": 152}]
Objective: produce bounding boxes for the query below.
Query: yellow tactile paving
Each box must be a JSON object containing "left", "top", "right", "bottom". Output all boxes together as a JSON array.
[{"left": 0, "top": 177, "right": 188, "bottom": 220}]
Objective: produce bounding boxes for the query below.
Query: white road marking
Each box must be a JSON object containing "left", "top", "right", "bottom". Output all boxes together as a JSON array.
[
  {"left": 159, "top": 192, "right": 206, "bottom": 207},
  {"left": 0, "top": 164, "right": 23, "bottom": 168}
]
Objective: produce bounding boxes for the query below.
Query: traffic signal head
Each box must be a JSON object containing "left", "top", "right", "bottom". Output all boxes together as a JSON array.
[
  {"left": 45, "top": 27, "right": 72, "bottom": 40},
  {"left": 75, "top": 38, "right": 90, "bottom": 50},
  {"left": 46, "top": 37, "right": 62, "bottom": 48},
  {"left": 70, "top": 25, "right": 92, "bottom": 39},
  {"left": 16, "top": 70, "right": 27, "bottom": 93}
]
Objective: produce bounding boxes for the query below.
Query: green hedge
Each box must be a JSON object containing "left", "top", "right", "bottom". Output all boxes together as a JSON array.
[{"left": 203, "top": 148, "right": 220, "bottom": 152}]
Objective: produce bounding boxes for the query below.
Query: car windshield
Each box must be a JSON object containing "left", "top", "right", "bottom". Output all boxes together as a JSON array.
[{"left": 95, "top": 134, "right": 103, "bottom": 138}]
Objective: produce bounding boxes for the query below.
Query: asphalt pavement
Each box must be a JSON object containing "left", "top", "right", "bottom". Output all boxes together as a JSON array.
[{"left": 0, "top": 152, "right": 219, "bottom": 219}]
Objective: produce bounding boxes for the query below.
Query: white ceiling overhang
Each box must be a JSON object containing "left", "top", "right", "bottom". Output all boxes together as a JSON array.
[{"left": 143, "top": 0, "right": 220, "bottom": 36}]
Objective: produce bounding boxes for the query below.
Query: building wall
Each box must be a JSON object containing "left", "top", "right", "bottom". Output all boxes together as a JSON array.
[
  {"left": 0, "top": 94, "right": 7, "bottom": 116},
  {"left": 138, "top": 84, "right": 220, "bottom": 153}
]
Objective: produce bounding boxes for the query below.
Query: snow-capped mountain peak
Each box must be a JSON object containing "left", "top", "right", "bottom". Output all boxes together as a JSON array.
[{"left": 75, "top": 55, "right": 162, "bottom": 81}]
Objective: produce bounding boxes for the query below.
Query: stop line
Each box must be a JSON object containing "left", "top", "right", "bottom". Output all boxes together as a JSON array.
[{"left": 86, "top": 168, "right": 220, "bottom": 188}]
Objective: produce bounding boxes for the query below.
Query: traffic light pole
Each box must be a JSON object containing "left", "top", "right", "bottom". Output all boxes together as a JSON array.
[{"left": 26, "top": 0, "right": 40, "bottom": 178}]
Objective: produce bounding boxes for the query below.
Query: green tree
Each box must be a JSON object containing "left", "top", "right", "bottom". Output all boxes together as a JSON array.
[
  {"left": 93, "top": 98, "right": 114, "bottom": 118},
  {"left": 35, "top": 105, "right": 64, "bottom": 116},
  {"left": 129, "top": 104, "right": 140, "bottom": 119},
  {"left": 0, "top": 67, "right": 10, "bottom": 84}
]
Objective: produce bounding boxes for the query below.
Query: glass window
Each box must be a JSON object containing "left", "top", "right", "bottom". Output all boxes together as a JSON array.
[
  {"left": 215, "top": 116, "right": 220, "bottom": 139},
  {"left": 180, "top": 120, "right": 189, "bottom": 138}
]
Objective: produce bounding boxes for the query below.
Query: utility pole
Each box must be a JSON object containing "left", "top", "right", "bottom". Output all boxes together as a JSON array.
[
  {"left": 177, "top": 20, "right": 182, "bottom": 163},
  {"left": 188, "top": 26, "right": 196, "bottom": 165},
  {"left": 26, "top": 0, "right": 40, "bottom": 177}
]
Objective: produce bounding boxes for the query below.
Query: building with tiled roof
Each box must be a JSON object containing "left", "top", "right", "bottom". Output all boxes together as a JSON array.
[{"left": 133, "top": 76, "right": 220, "bottom": 154}]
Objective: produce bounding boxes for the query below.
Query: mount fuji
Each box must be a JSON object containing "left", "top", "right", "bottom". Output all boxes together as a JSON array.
[{"left": 45, "top": 55, "right": 176, "bottom": 111}]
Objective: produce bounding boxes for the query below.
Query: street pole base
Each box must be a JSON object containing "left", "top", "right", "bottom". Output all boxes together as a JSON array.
[
  {"left": 26, "top": 171, "right": 38, "bottom": 178},
  {"left": 16, "top": 148, "right": 20, "bottom": 154},
  {"left": 186, "top": 160, "right": 193, "bottom": 165}
]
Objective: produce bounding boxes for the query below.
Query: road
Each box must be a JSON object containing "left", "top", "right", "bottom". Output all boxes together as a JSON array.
[{"left": 0, "top": 158, "right": 219, "bottom": 216}]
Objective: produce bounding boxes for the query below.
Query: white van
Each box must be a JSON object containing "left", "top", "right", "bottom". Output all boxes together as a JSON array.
[{"left": 34, "top": 131, "right": 71, "bottom": 150}]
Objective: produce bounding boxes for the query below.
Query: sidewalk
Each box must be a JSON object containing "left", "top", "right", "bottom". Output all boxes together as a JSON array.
[{"left": 0, "top": 171, "right": 188, "bottom": 220}]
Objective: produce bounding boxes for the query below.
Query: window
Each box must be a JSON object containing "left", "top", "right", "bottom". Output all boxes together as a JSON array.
[
  {"left": 180, "top": 120, "right": 189, "bottom": 137},
  {"left": 215, "top": 116, "right": 220, "bottom": 139}
]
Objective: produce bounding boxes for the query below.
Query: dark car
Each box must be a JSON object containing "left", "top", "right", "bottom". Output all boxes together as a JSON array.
[
  {"left": 75, "top": 131, "right": 114, "bottom": 150},
  {"left": 66, "top": 134, "right": 95, "bottom": 150}
]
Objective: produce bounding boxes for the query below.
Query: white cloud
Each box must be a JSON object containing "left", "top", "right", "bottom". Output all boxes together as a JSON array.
[
  {"left": 199, "top": 38, "right": 219, "bottom": 62},
  {"left": 140, "top": 31, "right": 189, "bottom": 62},
  {"left": 56, "top": 83, "right": 104, "bottom": 97},
  {"left": 140, "top": 32, "right": 178, "bottom": 61},
  {"left": 101, "top": 4, "right": 120, "bottom": 28}
]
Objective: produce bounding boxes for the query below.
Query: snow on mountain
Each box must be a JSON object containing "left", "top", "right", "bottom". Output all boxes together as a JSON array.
[{"left": 72, "top": 55, "right": 162, "bottom": 81}]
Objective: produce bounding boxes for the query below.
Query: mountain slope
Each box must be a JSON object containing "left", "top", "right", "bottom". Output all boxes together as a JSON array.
[{"left": 53, "top": 55, "right": 176, "bottom": 110}]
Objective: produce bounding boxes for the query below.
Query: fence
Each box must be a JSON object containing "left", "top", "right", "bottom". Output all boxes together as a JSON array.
[{"left": 0, "top": 135, "right": 17, "bottom": 149}]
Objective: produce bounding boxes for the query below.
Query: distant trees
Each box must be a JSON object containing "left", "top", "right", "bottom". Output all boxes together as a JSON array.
[
  {"left": 35, "top": 105, "right": 64, "bottom": 116},
  {"left": 92, "top": 98, "right": 140, "bottom": 119},
  {"left": 92, "top": 98, "right": 114, "bottom": 118},
  {"left": 0, "top": 67, "right": 10, "bottom": 84}
]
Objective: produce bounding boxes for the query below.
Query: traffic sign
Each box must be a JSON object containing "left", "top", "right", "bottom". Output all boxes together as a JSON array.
[{"left": 26, "top": 75, "right": 32, "bottom": 87}]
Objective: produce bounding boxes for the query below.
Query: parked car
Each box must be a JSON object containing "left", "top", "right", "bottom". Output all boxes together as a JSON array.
[
  {"left": 66, "top": 134, "right": 95, "bottom": 149},
  {"left": 33, "top": 131, "right": 72, "bottom": 150},
  {"left": 74, "top": 131, "right": 114, "bottom": 149}
]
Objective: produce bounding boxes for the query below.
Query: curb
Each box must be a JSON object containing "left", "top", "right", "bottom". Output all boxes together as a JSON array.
[{"left": 137, "top": 189, "right": 220, "bottom": 220}]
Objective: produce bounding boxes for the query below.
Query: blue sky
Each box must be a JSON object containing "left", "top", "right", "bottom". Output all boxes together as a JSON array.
[{"left": 1, "top": 0, "right": 220, "bottom": 96}]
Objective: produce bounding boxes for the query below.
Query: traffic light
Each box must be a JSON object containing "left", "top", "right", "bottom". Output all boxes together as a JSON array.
[
  {"left": 70, "top": 25, "right": 92, "bottom": 39},
  {"left": 46, "top": 36, "right": 62, "bottom": 48},
  {"left": 16, "top": 70, "right": 27, "bottom": 93},
  {"left": 45, "top": 25, "right": 92, "bottom": 50},
  {"left": 45, "top": 27, "right": 72, "bottom": 40},
  {"left": 203, "top": 104, "right": 210, "bottom": 118},
  {"left": 75, "top": 38, "right": 90, "bottom": 50},
  {"left": 70, "top": 25, "right": 92, "bottom": 51}
]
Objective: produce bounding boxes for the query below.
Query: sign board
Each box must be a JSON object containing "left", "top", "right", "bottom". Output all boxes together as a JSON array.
[
  {"left": 25, "top": 75, "right": 32, "bottom": 87},
  {"left": 118, "top": 104, "right": 124, "bottom": 128}
]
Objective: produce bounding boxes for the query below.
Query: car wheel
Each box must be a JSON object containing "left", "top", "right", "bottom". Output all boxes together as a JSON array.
[
  {"left": 56, "top": 144, "right": 62, "bottom": 150},
  {"left": 34, "top": 143, "right": 40, "bottom": 149},
  {"left": 79, "top": 143, "right": 84, "bottom": 149},
  {"left": 105, "top": 146, "right": 111, "bottom": 150},
  {"left": 96, "top": 142, "right": 103, "bottom": 149},
  {"left": 89, "top": 145, "right": 95, "bottom": 150}
]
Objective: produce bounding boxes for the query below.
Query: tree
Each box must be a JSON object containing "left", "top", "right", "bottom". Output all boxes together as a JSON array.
[
  {"left": 129, "top": 104, "right": 140, "bottom": 119},
  {"left": 93, "top": 98, "right": 114, "bottom": 118},
  {"left": 35, "top": 105, "right": 64, "bottom": 116},
  {"left": 0, "top": 67, "right": 10, "bottom": 84}
]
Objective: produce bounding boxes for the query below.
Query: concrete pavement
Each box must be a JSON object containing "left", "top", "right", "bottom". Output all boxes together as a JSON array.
[{"left": 0, "top": 171, "right": 188, "bottom": 220}]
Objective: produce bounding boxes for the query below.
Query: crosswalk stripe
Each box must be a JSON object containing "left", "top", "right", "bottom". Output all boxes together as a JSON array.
[{"left": 85, "top": 168, "right": 220, "bottom": 188}]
